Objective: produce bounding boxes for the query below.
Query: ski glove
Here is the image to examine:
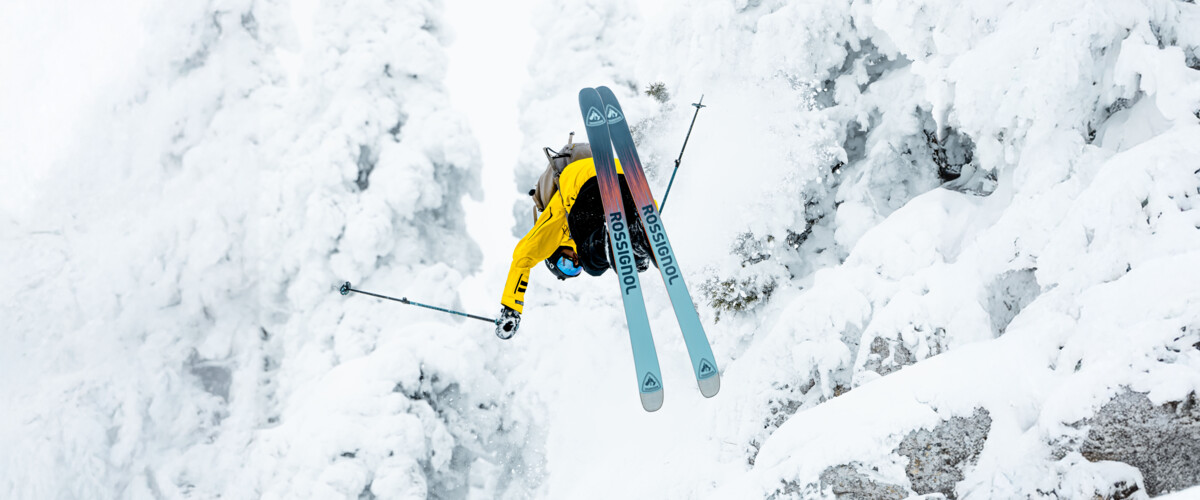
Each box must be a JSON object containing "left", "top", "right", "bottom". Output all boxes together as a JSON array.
[{"left": 496, "top": 306, "right": 521, "bottom": 340}]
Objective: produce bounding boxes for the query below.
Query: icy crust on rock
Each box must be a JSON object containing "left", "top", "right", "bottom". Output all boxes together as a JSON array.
[{"left": 0, "top": 0, "right": 534, "bottom": 498}]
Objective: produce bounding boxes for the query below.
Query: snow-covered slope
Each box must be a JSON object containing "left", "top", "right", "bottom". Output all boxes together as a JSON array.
[
  {"left": 504, "top": 0, "right": 1200, "bottom": 498},
  {"left": 3, "top": 0, "right": 1199, "bottom": 499}
]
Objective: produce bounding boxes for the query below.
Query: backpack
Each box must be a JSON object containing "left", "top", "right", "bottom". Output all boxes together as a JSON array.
[{"left": 529, "top": 133, "right": 592, "bottom": 220}]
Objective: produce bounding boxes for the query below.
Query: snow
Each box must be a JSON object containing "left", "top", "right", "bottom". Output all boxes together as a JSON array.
[
  {"left": 444, "top": 0, "right": 535, "bottom": 319},
  {"left": 3, "top": 0, "right": 1200, "bottom": 498}
]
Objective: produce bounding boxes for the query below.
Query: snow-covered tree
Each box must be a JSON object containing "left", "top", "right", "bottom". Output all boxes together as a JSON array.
[{"left": 1, "top": 0, "right": 537, "bottom": 497}]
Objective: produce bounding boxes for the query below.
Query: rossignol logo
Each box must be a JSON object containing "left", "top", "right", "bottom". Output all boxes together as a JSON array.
[
  {"left": 605, "top": 104, "right": 624, "bottom": 124},
  {"left": 699, "top": 359, "right": 716, "bottom": 379},
  {"left": 586, "top": 107, "right": 605, "bottom": 127},
  {"left": 609, "top": 211, "right": 638, "bottom": 295},
  {"left": 641, "top": 205, "right": 679, "bottom": 285}
]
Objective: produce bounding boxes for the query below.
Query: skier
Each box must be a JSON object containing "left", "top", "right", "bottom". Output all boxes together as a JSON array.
[{"left": 495, "top": 140, "right": 654, "bottom": 339}]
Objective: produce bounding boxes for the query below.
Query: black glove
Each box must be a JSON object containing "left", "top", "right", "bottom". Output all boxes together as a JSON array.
[{"left": 496, "top": 306, "right": 521, "bottom": 339}]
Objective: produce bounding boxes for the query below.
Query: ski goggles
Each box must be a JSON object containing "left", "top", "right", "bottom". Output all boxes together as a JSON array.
[{"left": 556, "top": 255, "right": 582, "bottom": 278}]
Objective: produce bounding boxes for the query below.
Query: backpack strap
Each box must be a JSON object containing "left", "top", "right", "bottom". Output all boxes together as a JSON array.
[{"left": 531, "top": 133, "right": 583, "bottom": 219}]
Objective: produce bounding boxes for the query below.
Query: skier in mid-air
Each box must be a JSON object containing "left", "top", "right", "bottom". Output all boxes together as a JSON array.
[
  {"left": 342, "top": 88, "right": 715, "bottom": 408},
  {"left": 495, "top": 139, "right": 655, "bottom": 339}
]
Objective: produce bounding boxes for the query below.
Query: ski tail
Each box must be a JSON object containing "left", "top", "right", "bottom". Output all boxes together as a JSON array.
[
  {"left": 579, "top": 87, "right": 664, "bottom": 411},
  {"left": 596, "top": 86, "right": 720, "bottom": 398}
]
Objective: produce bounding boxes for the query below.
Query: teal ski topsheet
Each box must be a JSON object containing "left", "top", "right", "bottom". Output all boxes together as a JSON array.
[
  {"left": 579, "top": 87, "right": 664, "bottom": 412},
  {"left": 595, "top": 86, "right": 720, "bottom": 398}
]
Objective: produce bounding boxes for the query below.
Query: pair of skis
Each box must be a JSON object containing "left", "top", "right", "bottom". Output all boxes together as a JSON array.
[{"left": 579, "top": 86, "right": 719, "bottom": 412}]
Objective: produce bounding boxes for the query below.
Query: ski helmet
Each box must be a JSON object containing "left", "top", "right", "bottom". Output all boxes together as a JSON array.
[{"left": 545, "top": 251, "right": 582, "bottom": 280}]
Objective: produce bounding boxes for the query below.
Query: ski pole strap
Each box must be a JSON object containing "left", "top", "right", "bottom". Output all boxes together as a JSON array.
[
  {"left": 339, "top": 282, "right": 499, "bottom": 324},
  {"left": 660, "top": 95, "right": 705, "bottom": 213}
]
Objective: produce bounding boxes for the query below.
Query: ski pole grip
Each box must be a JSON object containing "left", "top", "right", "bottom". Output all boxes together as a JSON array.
[{"left": 340, "top": 281, "right": 351, "bottom": 296}]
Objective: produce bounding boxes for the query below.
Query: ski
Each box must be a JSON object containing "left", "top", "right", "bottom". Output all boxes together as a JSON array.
[
  {"left": 579, "top": 87, "right": 665, "bottom": 412},
  {"left": 596, "top": 86, "right": 720, "bottom": 398}
]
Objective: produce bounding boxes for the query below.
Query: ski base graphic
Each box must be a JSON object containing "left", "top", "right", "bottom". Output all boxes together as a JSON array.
[
  {"left": 595, "top": 85, "right": 721, "bottom": 399},
  {"left": 579, "top": 87, "right": 665, "bottom": 412}
]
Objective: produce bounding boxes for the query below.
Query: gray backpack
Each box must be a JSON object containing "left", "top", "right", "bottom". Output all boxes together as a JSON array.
[{"left": 529, "top": 133, "right": 592, "bottom": 220}]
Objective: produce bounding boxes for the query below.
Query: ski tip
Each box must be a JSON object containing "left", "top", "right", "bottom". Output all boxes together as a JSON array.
[
  {"left": 698, "top": 374, "right": 720, "bottom": 398},
  {"left": 640, "top": 389, "right": 664, "bottom": 412}
]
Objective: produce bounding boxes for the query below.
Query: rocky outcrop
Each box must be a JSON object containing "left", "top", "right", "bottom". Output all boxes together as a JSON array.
[
  {"left": 1081, "top": 392, "right": 1200, "bottom": 496},
  {"left": 897, "top": 408, "right": 993, "bottom": 499}
]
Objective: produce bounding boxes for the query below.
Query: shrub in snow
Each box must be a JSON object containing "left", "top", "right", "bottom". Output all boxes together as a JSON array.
[
  {"left": 643, "top": 81, "right": 671, "bottom": 103},
  {"left": 700, "top": 273, "right": 779, "bottom": 321}
]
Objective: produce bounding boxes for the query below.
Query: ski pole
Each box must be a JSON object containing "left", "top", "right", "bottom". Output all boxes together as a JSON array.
[
  {"left": 338, "top": 281, "right": 498, "bottom": 324},
  {"left": 659, "top": 94, "right": 705, "bottom": 213}
]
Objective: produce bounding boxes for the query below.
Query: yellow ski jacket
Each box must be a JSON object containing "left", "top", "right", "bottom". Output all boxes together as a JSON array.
[{"left": 501, "top": 157, "right": 624, "bottom": 313}]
